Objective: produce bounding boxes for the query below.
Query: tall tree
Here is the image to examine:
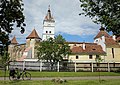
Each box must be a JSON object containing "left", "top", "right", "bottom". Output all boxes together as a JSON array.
[
  {"left": 54, "top": 34, "right": 66, "bottom": 44},
  {"left": 0, "top": 0, "right": 25, "bottom": 79},
  {"left": 79, "top": 0, "right": 120, "bottom": 36},
  {"left": 36, "top": 35, "right": 71, "bottom": 70},
  {"left": 0, "top": 0, "right": 25, "bottom": 46}
]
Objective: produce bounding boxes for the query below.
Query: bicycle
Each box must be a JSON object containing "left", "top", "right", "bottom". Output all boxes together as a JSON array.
[{"left": 9, "top": 68, "right": 31, "bottom": 80}]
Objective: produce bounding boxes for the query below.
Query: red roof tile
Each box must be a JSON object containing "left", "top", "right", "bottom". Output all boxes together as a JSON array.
[
  {"left": 71, "top": 43, "right": 106, "bottom": 55},
  {"left": 11, "top": 36, "right": 18, "bottom": 44},
  {"left": 94, "top": 27, "right": 110, "bottom": 39},
  {"left": 26, "top": 29, "right": 41, "bottom": 39},
  {"left": 116, "top": 36, "right": 120, "bottom": 42},
  {"left": 105, "top": 37, "right": 120, "bottom": 47}
]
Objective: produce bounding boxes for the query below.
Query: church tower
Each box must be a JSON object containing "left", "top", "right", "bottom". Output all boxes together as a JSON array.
[
  {"left": 42, "top": 5, "right": 55, "bottom": 41},
  {"left": 26, "top": 29, "right": 41, "bottom": 58}
]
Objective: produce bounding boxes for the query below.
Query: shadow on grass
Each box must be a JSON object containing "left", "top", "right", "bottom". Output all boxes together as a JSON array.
[{"left": 9, "top": 80, "right": 21, "bottom": 84}]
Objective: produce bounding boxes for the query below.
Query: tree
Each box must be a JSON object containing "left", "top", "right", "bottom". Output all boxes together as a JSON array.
[
  {"left": 79, "top": 0, "right": 120, "bottom": 36},
  {"left": 95, "top": 56, "right": 103, "bottom": 83},
  {"left": 0, "top": 0, "right": 25, "bottom": 80},
  {"left": 0, "top": 50, "right": 10, "bottom": 80},
  {"left": 54, "top": 34, "right": 66, "bottom": 44},
  {"left": 0, "top": 0, "right": 25, "bottom": 46},
  {"left": 36, "top": 35, "right": 71, "bottom": 70}
]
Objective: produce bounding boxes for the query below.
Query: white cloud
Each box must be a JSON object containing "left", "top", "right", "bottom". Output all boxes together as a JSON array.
[{"left": 10, "top": 0, "right": 100, "bottom": 43}]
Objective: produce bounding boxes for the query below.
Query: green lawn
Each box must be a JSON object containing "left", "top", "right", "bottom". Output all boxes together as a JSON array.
[
  {"left": 30, "top": 72, "right": 120, "bottom": 77},
  {"left": 0, "top": 79, "right": 120, "bottom": 85},
  {"left": 0, "top": 70, "right": 120, "bottom": 77}
]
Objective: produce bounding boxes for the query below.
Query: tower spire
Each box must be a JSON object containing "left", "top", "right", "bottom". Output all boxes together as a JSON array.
[
  {"left": 44, "top": 5, "right": 54, "bottom": 22},
  {"left": 42, "top": 6, "right": 55, "bottom": 41},
  {"left": 48, "top": 5, "right": 50, "bottom": 11}
]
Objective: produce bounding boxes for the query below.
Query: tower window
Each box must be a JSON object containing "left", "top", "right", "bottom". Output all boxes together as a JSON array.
[
  {"left": 49, "top": 31, "right": 51, "bottom": 33},
  {"left": 46, "top": 31, "right": 48, "bottom": 33},
  {"left": 89, "top": 55, "right": 93, "bottom": 59},
  {"left": 76, "top": 55, "right": 79, "bottom": 59},
  {"left": 112, "top": 48, "right": 114, "bottom": 58},
  {"left": 96, "top": 55, "right": 99, "bottom": 59}
]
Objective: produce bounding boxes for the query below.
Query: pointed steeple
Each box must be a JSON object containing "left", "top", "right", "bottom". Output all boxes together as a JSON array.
[
  {"left": 94, "top": 27, "right": 110, "bottom": 39},
  {"left": 44, "top": 5, "right": 55, "bottom": 22},
  {"left": 26, "top": 29, "right": 41, "bottom": 39},
  {"left": 99, "top": 26, "right": 105, "bottom": 31},
  {"left": 11, "top": 36, "right": 18, "bottom": 44}
]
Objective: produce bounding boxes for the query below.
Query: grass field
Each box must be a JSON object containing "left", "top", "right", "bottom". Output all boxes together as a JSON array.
[
  {"left": 0, "top": 79, "right": 120, "bottom": 85},
  {"left": 30, "top": 72, "right": 120, "bottom": 77},
  {"left": 0, "top": 70, "right": 120, "bottom": 77},
  {"left": 0, "top": 70, "right": 120, "bottom": 85}
]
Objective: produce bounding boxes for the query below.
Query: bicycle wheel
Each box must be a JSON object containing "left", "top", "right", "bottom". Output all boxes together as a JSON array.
[
  {"left": 22, "top": 72, "right": 31, "bottom": 80},
  {"left": 9, "top": 74, "right": 17, "bottom": 81}
]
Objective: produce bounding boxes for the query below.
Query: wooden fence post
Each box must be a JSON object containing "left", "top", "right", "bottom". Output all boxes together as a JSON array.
[
  {"left": 57, "top": 61, "right": 59, "bottom": 72},
  {"left": 75, "top": 61, "right": 76, "bottom": 72},
  {"left": 108, "top": 62, "right": 110, "bottom": 72},
  {"left": 23, "top": 61, "right": 25, "bottom": 70},
  {"left": 91, "top": 62, "right": 93, "bottom": 72},
  {"left": 40, "top": 61, "right": 42, "bottom": 72}
]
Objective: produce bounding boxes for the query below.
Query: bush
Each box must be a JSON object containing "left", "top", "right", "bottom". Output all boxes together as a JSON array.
[{"left": 51, "top": 78, "right": 67, "bottom": 84}]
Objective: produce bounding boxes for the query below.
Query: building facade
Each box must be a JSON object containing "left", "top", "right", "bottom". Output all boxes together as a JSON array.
[{"left": 8, "top": 6, "right": 120, "bottom": 63}]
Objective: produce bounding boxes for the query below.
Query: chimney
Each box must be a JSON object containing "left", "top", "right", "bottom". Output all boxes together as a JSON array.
[
  {"left": 82, "top": 42, "right": 86, "bottom": 50},
  {"left": 112, "top": 35, "right": 116, "bottom": 41},
  {"left": 101, "top": 35, "right": 105, "bottom": 43}
]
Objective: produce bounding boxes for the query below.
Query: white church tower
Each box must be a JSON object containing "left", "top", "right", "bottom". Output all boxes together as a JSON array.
[{"left": 42, "top": 5, "right": 55, "bottom": 41}]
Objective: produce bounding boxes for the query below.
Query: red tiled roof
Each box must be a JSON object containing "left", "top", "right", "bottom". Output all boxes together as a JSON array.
[
  {"left": 66, "top": 42, "right": 97, "bottom": 45},
  {"left": 71, "top": 43, "right": 106, "bottom": 55},
  {"left": 94, "top": 27, "right": 110, "bottom": 39},
  {"left": 94, "top": 30, "right": 110, "bottom": 39},
  {"left": 116, "top": 36, "right": 120, "bottom": 42},
  {"left": 11, "top": 36, "right": 18, "bottom": 44},
  {"left": 105, "top": 37, "right": 120, "bottom": 47},
  {"left": 71, "top": 46, "right": 83, "bottom": 53},
  {"left": 26, "top": 29, "right": 41, "bottom": 39}
]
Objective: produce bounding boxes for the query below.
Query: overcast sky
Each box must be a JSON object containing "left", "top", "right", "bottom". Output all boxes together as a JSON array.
[{"left": 10, "top": 0, "right": 101, "bottom": 44}]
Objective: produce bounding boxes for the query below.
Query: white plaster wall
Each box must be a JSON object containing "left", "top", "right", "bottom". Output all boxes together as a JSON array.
[
  {"left": 42, "top": 21, "right": 55, "bottom": 40},
  {"left": 94, "top": 38, "right": 106, "bottom": 52}
]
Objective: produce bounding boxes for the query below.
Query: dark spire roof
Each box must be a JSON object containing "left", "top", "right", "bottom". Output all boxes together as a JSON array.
[{"left": 44, "top": 5, "right": 55, "bottom": 22}]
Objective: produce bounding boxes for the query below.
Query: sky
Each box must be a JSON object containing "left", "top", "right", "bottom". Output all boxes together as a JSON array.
[{"left": 10, "top": 0, "right": 101, "bottom": 44}]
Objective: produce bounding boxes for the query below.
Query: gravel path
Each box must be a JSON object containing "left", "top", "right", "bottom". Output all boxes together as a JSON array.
[{"left": 0, "top": 76, "right": 120, "bottom": 80}]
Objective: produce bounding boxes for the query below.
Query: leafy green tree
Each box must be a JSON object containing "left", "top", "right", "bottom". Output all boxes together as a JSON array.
[
  {"left": 79, "top": 0, "right": 120, "bottom": 36},
  {"left": 0, "top": 50, "right": 10, "bottom": 80},
  {"left": 0, "top": 0, "right": 25, "bottom": 80},
  {"left": 0, "top": 0, "right": 25, "bottom": 46},
  {"left": 36, "top": 35, "right": 71, "bottom": 70},
  {"left": 95, "top": 56, "right": 103, "bottom": 82},
  {"left": 54, "top": 34, "right": 66, "bottom": 44}
]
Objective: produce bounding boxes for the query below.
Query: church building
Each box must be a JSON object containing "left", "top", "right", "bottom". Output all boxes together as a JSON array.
[{"left": 8, "top": 6, "right": 120, "bottom": 63}]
